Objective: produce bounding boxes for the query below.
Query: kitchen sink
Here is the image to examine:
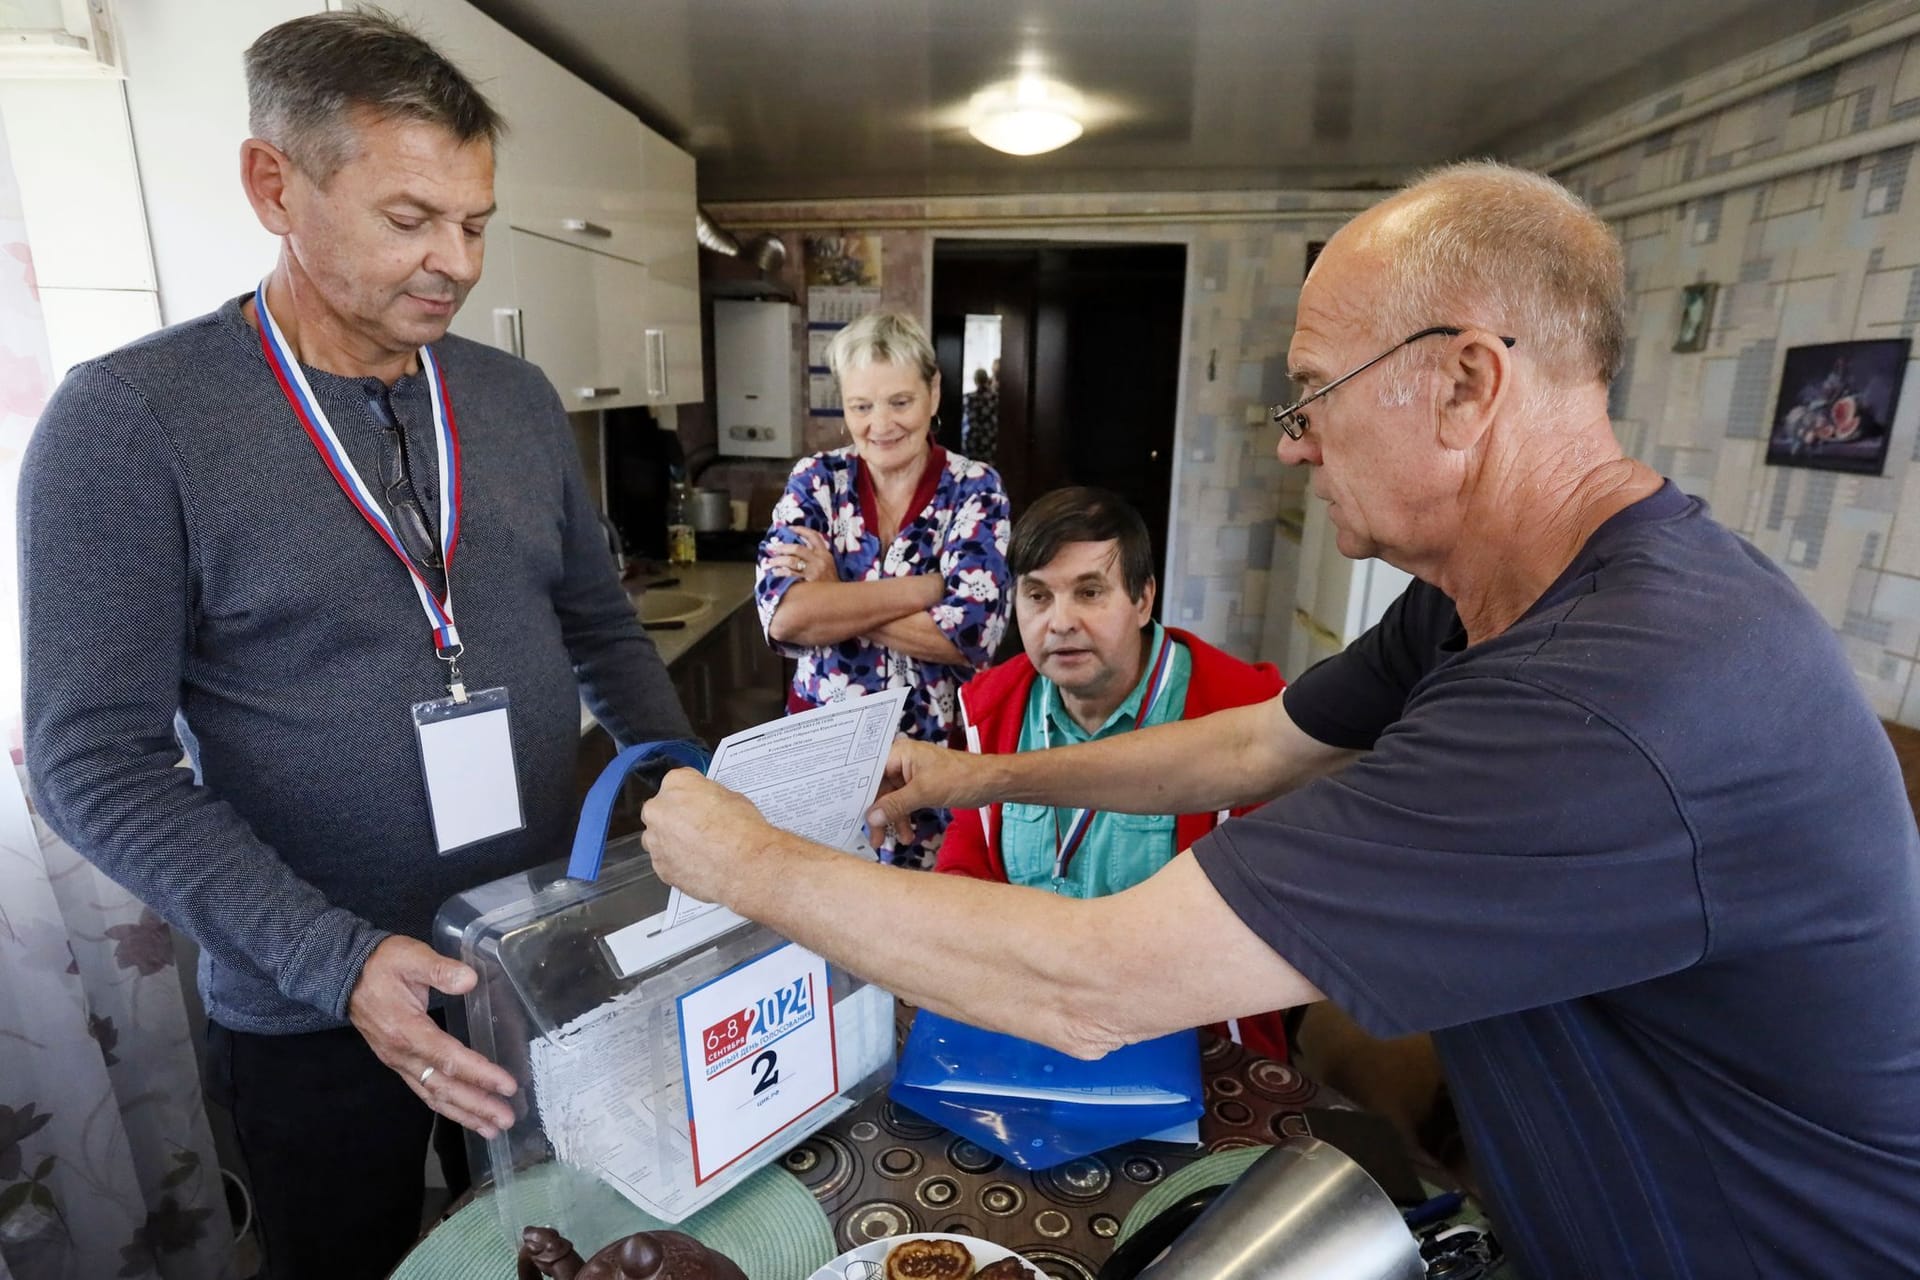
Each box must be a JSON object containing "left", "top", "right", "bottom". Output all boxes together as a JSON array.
[{"left": 636, "top": 588, "right": 710, "bottom": 625}]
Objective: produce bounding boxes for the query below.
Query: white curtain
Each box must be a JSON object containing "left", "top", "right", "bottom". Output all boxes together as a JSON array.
[{"left": 0, "top": 117, "right": 233, "bottom": 1280}]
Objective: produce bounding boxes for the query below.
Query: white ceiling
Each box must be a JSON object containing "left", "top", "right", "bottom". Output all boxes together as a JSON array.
[{"left": 468, "top": 0, "right": 1863, "bottom": 201}]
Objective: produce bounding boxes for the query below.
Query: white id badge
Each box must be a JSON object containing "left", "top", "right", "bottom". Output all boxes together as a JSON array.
[{"left": 411, "top": 686, "right": 525, "bottom": 854}]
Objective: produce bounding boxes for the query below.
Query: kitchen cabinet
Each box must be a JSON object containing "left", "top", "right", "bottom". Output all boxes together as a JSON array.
[
  {"left": 115, "top": 0, "right": 315, "bottom": 326},
  {"left": 635, "top": 128, "right": 703, "bottom": 405},
  {"left": 0, "top": 79, "right": 154, "bottom": 292},
  {"left": 506, "top": 229, "right": 651, "bottom": 413},
  {"left": 475, "top": 3, "right": 705, "bottom": 409},
  {"left": 492, "top": 33, "right": 651, "bottom": 263},
  {"left": 371, "top": 0, "right": 706, "bottom": 409}
]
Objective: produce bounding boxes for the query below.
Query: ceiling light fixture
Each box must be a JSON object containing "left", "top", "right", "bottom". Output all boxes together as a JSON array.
[{"left": 968, "top": 75, "right": 1084, "bottom": 156}]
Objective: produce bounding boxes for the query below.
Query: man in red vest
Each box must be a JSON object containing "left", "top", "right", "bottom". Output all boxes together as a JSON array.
[{"left": 935, "top": 487, "right": 1292, "bottom": 1059}]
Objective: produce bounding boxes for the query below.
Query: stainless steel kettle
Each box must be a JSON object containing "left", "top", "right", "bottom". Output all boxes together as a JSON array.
[{"left": 1104, "top": 1138, "right": 1426, "bottom": 1280}]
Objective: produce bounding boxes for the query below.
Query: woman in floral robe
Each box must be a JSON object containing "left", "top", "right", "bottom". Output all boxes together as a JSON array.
[{"left": 757, "top": 312, "right": 1011, "bottom": 868}]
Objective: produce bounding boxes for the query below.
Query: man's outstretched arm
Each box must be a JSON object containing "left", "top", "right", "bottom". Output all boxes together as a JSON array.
[
  {"left": 641, "top": 770, "right": 1323, "bottom": 1058},
  {"left": 869, "top": 691, "right": 1358, "bottom": 839}
]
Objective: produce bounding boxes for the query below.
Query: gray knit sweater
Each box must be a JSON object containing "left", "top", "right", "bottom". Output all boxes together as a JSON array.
[{"left": 20, "top": 296, "right": 694, "bottom": 1033}]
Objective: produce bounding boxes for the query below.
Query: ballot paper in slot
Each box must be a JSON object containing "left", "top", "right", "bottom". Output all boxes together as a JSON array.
[
  {"left": 654, "top": 686, "right": 909, "bottom": 944},
  {"left": 434, "top": 783, "right": 897, "bottom": 1246}
]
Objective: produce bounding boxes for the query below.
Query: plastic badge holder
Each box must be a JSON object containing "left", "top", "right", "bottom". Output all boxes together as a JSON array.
[{"left": 432, "top": 741, "right": 896, "bottom": 1248}]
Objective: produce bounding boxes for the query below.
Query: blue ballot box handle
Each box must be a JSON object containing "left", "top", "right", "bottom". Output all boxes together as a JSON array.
[{"left": 567, "top": 739, "right": 712, "bottom": 881}]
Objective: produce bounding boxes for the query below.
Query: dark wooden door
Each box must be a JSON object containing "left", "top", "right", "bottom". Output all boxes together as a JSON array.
[{"left": 933, "top": 242, "right": 1185, "bottom": 595}]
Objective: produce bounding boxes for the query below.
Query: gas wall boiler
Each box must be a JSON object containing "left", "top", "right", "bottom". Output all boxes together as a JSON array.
[{"left": 713, "top": 299, "right": 800, "bottom": 459}]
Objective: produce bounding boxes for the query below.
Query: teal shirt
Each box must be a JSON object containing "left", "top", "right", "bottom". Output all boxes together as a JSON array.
[{"left": 1001, "top": 623, "right": 1193, "bottom": 898}]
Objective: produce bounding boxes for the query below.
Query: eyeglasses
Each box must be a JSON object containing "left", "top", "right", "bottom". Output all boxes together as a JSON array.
[
  {"left": 360, "top": 384, "right": 444, "bottom": 572},
  {"left": 1269, "top": 326, "right": 1518, "bottom": 441},
  {"left": 376, "top": 420, "right": 443, "bottom": 571}
]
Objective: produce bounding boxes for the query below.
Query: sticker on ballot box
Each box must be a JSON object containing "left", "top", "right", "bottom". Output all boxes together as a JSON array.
[{"left": 677, "top": 943, "right": 839, "bottom": 1184}]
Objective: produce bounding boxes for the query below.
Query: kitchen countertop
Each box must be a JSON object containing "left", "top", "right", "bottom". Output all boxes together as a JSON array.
[
  {"left": 630, "top": 560, "right": 758, "bottom": 668},
  {"left": 580, "top": 560, "right": 759, "bottom": 735}
]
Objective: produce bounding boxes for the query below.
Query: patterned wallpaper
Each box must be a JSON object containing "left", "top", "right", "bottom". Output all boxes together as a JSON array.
[
  {"left": 704, "top": 193, "right": 1363, "bottom": 662},
  {"left": 1521, "top": 0, "right": 1920, "bottom": 724}
]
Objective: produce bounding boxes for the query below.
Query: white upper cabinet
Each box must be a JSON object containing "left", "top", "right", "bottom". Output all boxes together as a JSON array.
[
  {"left": 115, "top": 0, "right": 321, "bottom": 323},
  {"left": 505, "top": 228, "right": 652, "bottom": 414},
  {"left": 636, "top": 127, "right": 702, "bottom": 404},
  {"left": 493, "top": 36, "right": 650, "bottom": 264}
]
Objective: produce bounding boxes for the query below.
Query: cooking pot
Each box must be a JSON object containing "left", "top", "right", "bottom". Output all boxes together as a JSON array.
[
  {"left": 688, "top": 488, "right": 732, "bottom": 533},
  {"left": 1099, "top": 1138, "right": 1424, "bottom": 1280}
]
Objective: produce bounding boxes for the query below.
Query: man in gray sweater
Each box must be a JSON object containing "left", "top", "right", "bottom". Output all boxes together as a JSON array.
[{"left": 18, "top": 12, "right": 693, "bottom": 1278}]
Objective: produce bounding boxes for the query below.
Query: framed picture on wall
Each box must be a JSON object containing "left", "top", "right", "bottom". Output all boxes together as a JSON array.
[
  {"left": 1764, "top": 338, "right": 1911, "bottom": 476},
  {"left": 1673, "top": 282, "right": 1717, "bottom": 353}
]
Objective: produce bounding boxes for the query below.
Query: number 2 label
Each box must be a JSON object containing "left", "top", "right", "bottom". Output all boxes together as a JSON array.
[{"left": 751, "top": 1049, "right": 780, "bottom": 1095}]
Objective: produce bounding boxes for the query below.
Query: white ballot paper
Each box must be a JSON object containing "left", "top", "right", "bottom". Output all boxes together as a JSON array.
[
  {"left": 602, "top": 687, "right": 908, "bottom": 974},
  {"left": 596, "top": 688, "right": 905, "bottom": 978}
]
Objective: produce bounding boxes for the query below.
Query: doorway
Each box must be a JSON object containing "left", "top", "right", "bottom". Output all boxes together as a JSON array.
[{"left": 931, "top": 242, "right": 1185, "bottom": 596}]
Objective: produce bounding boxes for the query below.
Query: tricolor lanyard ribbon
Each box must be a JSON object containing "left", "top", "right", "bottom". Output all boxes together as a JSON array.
[
  {"left": 1045, "top": 630, "right": 1177, "bottom": 881},
  {"left": 252, "top": 280, "right": 469, "bottom": 697}
]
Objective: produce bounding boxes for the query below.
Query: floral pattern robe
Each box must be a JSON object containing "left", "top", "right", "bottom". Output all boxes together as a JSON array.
[{"left": 757, "top": 446, "right": 1012, "bottom": 867}]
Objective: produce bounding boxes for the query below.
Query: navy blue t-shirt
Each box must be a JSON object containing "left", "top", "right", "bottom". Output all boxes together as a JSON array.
[{"left": 1194, "top": 482, "right": 1920, "bottom": 1278}]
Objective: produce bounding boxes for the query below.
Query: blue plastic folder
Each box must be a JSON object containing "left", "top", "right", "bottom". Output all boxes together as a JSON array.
[{"left": 889, "top": 1011, "right": 1203, "bottom": 1170}]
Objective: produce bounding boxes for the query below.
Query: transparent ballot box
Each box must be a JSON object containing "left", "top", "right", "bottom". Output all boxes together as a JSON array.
[{"left": 433, "top": 748, "right": 895, "bottom": 1246}]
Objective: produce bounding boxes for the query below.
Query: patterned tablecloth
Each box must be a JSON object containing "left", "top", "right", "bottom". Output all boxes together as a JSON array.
[{"left": 785, "top": 1030, "right": 1354, "bottom": 1279}]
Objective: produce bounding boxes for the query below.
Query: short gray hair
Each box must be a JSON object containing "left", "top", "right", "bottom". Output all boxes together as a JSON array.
[
  {"left": 1361, "top": 161, "right": 1627, "bottom": 400},
  {"left": 825, "top": 311, "right": 938, "bottom": 387},
  {"left": 245, "top": 8, "right": 504, "bottom": 184}
]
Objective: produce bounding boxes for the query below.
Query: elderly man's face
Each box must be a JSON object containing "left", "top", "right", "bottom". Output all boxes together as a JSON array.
[
  {"left": 281, "top": 110, "right": 494, "bottom": 356},
  {"left": 1278, "top": 236, "right": 1453, "bottom": 565}
]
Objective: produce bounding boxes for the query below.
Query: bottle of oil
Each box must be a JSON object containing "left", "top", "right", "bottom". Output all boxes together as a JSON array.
[{"left": 666, "top": 472, "right": 697, "bottom": 566}]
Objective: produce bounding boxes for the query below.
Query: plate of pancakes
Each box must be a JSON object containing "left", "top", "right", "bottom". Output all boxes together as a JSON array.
[{"left": 806, "top": 1232, "right": 1043, "bottom": 1280}]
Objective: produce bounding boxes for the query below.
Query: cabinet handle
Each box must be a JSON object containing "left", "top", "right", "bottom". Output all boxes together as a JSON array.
[
  {"left": 576, "top": 386, "right": 623, "bottom": 399},
  {"left": 645, "top": 328, "right": 667, "bottom": 398},
  {"left": 492, "top": 307, "right": 525, "bottom": 358},
  {"left": 562, "top": 218, "right": 613, "bottom": 238}
]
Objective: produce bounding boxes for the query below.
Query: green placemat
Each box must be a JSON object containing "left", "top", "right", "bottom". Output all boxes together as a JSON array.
[
  {"left": 1113, "top": 1147, "right": 1269, "bottom": 1247},
  {"left": 393, "top": 1162, "right": 835, "bottom": 1280}
]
